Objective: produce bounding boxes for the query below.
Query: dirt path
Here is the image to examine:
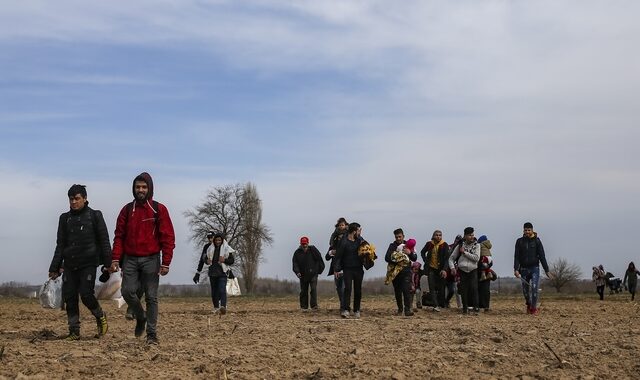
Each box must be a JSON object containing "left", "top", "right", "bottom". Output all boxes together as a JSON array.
[{"left": 1, "top": 295, "right": 638, "bottom": 379}]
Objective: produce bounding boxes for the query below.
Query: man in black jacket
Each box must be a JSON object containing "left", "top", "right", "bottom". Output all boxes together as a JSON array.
[
  {"left": 293, "top": 237, "right": 325, "bottom": 311},
  {"left": 48, "top": 184, "right": 112, "bottom": 340},
  {"left": 514, "top": 222, "right": 551, "bottom": 315}
]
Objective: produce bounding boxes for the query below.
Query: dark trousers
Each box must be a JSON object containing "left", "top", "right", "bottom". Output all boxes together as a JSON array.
[
  {"left": 459, "top": 269, "right": 479, "bottom": 310},
  {"left": 342, "top": 268, "right": 364, "bottom": 312},
  {"left": 478, "top": 280, "right": 491, "bottom": 309},
  {"left": 596, "top": 285, "right": 605, "bottom": 300},
  {"left": 392, "top": 269, "right": 411, "bottom": 312},
  {"left": 62, "top": 266, "right": 102, "bottom": 333},
  {"left": 299, "top": 275, "right": 318, "bottom": 309},
  {"left": 209, "top": 276, "right": 228, "bottom": 308},
  {"left": 427, "top": 267, "right": 445, "bottom": 307},
  {"left": 122, "top": 254, "right": 160, "bottom": 335},
  {"left": 334, "top": 275, "right": 345, "bottom": 307}
]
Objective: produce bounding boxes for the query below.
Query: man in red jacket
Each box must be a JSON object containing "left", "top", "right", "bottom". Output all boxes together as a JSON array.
[{"left": 110, "top": 172, "right": 175, "bottom": 345}]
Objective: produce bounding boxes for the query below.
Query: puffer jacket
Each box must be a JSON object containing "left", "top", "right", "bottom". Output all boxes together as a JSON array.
[{"left": 49, "top": 203, "right": 112, "bottom": 272}]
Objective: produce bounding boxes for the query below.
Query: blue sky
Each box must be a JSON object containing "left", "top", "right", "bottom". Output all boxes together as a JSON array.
[{"left": 1, "top": 1, "right": 639, "bottom": 285}]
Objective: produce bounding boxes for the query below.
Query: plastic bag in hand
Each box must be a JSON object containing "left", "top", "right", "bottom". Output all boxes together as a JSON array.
[{"left": 39, "top": 277, "right": 63, "bottom": 309}]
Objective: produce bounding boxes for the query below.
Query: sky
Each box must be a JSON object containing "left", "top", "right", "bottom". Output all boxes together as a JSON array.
[{"left": 1, "top": 1, "right": 639, "bottom": 285}]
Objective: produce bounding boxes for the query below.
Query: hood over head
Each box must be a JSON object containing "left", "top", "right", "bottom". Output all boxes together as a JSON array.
[{"left": 132, "top": 172, "right": 154, "bottom": 201}]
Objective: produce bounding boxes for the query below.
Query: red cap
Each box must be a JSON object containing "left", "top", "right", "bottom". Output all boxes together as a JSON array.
[{"left": 300, "top": 236, "right": 309, "bottom": 245}]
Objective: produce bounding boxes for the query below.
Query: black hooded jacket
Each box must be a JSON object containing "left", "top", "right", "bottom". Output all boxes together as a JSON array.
[
  {"left": 49, "top": 202, "right": 112, "bottom": 272},
  {"left": 292, "top": 245, "right": 325, "bottom": 279},
  {"left": 514, "top": 233, "right": 549, "bottom": 273}
]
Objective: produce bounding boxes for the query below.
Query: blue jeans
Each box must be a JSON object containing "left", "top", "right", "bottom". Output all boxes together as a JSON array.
[
  {"left": 210, "top": 276, "right": 228, "bottom": 308},
  {"left": 122, "top": 254, "right": 160, "bottom": 335},
  {"left": 520, "top": 266, "right": 540, "bottom": 308}
]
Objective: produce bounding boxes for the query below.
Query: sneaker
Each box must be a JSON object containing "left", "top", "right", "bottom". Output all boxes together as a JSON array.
[
  {"left": 212, "top": 307, "right": 220, "bottom": 314},
  {"left": 311, "top": 306, "right": 319, "bottom": 311},
  {"left": 220, "top": 306, "right": 227, "bottom": 315},
  {"left": 526, "top": 305, "right": 532, "bottom": 314},
  {"left": 395, "top": 309, "right": 403, "bottom": 316},
  {"left": 354, "top": 311, "right": 361, "bottom": 319},
  {"left": 300, "top": 308, "right": 309, "bottom": 312},
  {"left": 135, "top": 318, "right": 146, "bottom": 338},
  {"left": 340, "top": 310, "right": 349, "bottom": 318},
  {"left": 404, "top": 310, "right": 414, "bottom": 317},
  {"left": 432, "top": 306, "right": 441, "bottom": 312},
  {"left": 146, "top": 334, "right": 159, "bottom": 345},
  {"left": 531, "top": 307, "right": 540, "bottom": 316},
  {"left": 65, "top": 331, "right": 80, "bottom": 341},
  {"left": 96, "top": 312, "right": 108, "bottom": 337}
]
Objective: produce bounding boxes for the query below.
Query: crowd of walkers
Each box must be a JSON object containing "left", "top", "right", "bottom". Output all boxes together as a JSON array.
[
  {"left": 293, "top": 219, "right": 553, "bottom": 318},
  {"left": 592, "top": 262, "right": 639, "bottom": 301}
]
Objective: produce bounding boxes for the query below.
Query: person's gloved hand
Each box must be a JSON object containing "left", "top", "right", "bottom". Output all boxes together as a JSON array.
[
  {"left": 98, "top": 266, "right": 110, "bottom": 283},
  {"left": 193, "top": 273, "right": 200, "bottom": 284}
]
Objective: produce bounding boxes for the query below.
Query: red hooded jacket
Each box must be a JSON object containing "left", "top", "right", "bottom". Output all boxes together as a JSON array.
[{"left": 112, "top": 172, "right": 175, "bottom": 267}]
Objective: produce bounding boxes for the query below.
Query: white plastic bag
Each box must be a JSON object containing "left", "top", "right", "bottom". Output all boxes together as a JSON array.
[
  {"left": 96, "top": 271, "right": 126, "bottom": 308},
  {"left": 226, "top": 277, "right": 241, "bottom": 296},
  {"left": 39, "top": 277, "right": 63, "bottom": 309}
]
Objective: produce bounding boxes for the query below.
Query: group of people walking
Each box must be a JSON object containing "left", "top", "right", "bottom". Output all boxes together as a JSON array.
[
  {"left": 592, "top": 262, "right": 640, "bottom": 301},
  {"left": 293, "top": 219, "right": 552, "bottom": 318},
  {"left": 48, "top": 172, "right": 176, "bottom": 345}
]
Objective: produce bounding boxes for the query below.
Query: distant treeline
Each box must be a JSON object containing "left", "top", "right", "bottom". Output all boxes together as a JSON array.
[{"left": 0, "top": 277, "right": 608, "bottom": 298}]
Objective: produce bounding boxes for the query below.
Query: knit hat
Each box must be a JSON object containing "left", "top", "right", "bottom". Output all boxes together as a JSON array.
[
  {"left": 300, "top": 236, "right": 309, "bottom": 245},
  {"left": 478, "top": 235, "right": 487, "bottom": 243},
  {"left": 405, "top": 238, "right": 417, "bottom": 252}
]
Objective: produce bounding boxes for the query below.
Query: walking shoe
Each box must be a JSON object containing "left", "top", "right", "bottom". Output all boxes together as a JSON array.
[
  {"left": 404, "top": 310, "right": 414, "bottom": 317},
  {"left": 96, "top": 312, "right": 108, "bottom": 337},
  {"left": 220, "top": 306, "right": 227, "bottom": 315},
  {"left": 395, "top": 309, "right": 403, "bottom": 316},
  {"left": 432, "top": 306, "right": 441, "bottom": 312},
  {"left": 340, "top": 310, "right": 349, "bottom": 318},
  {"left": 146, "top": 334, "right": 159, "bottom": 345},
  {"left": 125, "top": 305, "right": 135, "bottom": 321},
  {"left": 354, "top": 311, "right": 361, "bottom": 319},
  {"left": 135, "top": 318, "right": 146, "bottom": 338},
  {"left": 65, "top": 331, "right": 80, "bottom": 341},
  {"left": 531, "top": 307, "right": 540, "bottom": 316},
  {"left": 212, "top": 307, "right": 220, "bottom": 314}
]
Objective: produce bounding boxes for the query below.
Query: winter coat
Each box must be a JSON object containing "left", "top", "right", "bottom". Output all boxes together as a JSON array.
[
  {"left": 513, "top": 233, "right": 549, "bottom": 273},
  {"left": 448, "top": 240, "right": 480, "bottom": 273},
  {"left": 592, "top": 267, "right": 606, "bottom": 287},
  {"left": 334, "top": 236, "right": 364, "bottom": 272},
  {"left": 420, "top": 240, "right": 449, "bottom": 271},
  {"left": 196, "top": 241, "right": 236, "bottom": 278},
  {"left": 112, "top": 172, "right": 176, "bottom": 267},
  {"left": 325, "top": 228, "right": 347, "bottom": 276},
  {"left": 49, "top": 203, "right": 112, "bottom": 273},
  {"left": 293, "top": 245, "right": 325, "bottom": 279}
]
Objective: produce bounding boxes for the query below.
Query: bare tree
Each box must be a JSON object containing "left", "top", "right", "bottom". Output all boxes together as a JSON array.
[
  {"left": 184, "top": 183, "right": 273, "bottom": 294},
  {"left": 546, "top": 257, "right": 582, "bottom": 292}
]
